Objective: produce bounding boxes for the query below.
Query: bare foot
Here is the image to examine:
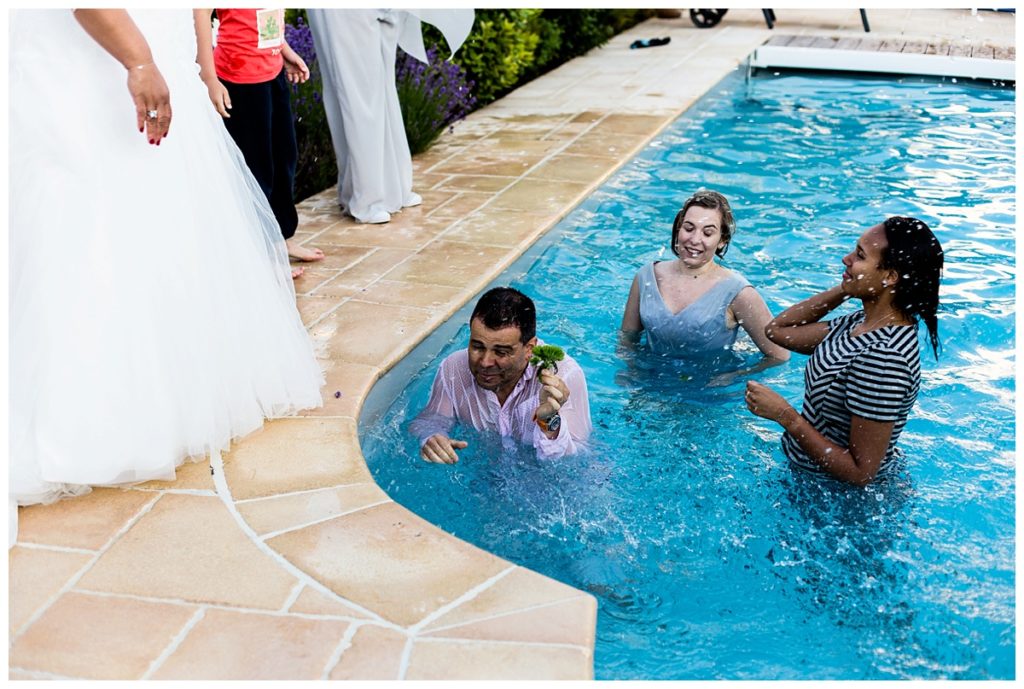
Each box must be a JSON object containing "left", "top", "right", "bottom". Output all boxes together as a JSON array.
[
  {"left": 292, "top": 265, "right": 304, "bottom": 279},
  {"left": 286, "top": 238, "right": 325, "bottom": 262}
]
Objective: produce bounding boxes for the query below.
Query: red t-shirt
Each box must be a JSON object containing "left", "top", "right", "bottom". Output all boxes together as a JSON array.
[{"left": 213, "top": 8, "right": 285, "bottom": 84}]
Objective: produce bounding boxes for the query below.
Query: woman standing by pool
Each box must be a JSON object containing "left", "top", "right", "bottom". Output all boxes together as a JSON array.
[
  {"left": 745, "top": 217, "right": 944, "bottom": 486},
  {"left": 621, "top": 190, "right": 789, "bottom": 362}
]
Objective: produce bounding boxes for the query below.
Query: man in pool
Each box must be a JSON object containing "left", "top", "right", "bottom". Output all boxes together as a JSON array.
[{"left": 410, "top": 287, "right": 592, "bottom": 462}]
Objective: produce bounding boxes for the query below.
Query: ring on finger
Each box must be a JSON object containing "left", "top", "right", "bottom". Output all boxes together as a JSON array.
[{"left": 146, "top": 109, "right": 158, "bottom": 119}]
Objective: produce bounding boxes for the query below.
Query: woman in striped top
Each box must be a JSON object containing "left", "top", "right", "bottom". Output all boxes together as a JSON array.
[{"left": 744, "top": 217, "right": 944, "bottom": 485}]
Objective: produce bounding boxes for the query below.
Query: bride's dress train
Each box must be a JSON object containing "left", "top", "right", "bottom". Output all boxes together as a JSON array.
[{"left": 9, "top": 10, "right": 324, "bottom": 537}]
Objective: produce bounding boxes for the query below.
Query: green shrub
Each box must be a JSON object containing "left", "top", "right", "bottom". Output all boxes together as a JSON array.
[
  {"left": 396, "top": 47, "right": 476, "bottom": 155},
  {"left": 435, "top": 9, "right": 544, "bottom": 106},
  {"left": 285, "top": 18, "right": 336, "bottom": 202}
]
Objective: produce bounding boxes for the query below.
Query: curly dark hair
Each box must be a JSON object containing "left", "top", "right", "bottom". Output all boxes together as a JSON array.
[{"left": 881, "top": 216, "right": 944, "bottom": 359}]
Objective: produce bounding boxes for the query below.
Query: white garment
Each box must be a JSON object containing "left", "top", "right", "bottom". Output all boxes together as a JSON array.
[
  {"left": 397, "top": 9, "right": 474, "bottom": 65},
  {"left": 9, "top": 11, "right": 323, "bottom": 530},
  {"left": 306, "top": 9, "right": 419, "bottom": 223}
]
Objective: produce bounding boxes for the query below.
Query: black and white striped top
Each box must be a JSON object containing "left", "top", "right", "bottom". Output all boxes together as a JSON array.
[{"left": 782, "top": 310, "right": 921, "bottom": 477}]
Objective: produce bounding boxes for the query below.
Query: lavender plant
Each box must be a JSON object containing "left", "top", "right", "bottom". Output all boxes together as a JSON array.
[
  {"left": 285, "top": 17, "right": 336, "bottom": 201},
  {"left": 396, "top": 47, "right": 476, "bottom": 155}
]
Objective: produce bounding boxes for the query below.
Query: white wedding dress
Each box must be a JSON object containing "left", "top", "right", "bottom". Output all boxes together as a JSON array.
[{"left": 9, "top": 10, "right": 324, "bottom": 535}]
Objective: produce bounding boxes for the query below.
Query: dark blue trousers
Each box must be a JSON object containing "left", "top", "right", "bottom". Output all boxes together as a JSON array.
[{"left": 219, "top": 69, "right": 298, "bottom": 240}]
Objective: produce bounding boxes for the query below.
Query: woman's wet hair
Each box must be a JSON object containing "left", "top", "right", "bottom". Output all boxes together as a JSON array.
[
  {"left": 671, "top": 190, "right": 736, "bottom": 258},
  {"left": 470, "top": 287, "right": 536, "bottom": 343},
  {"left": 882, "top": 216, "right": 944, "bottom": 359}
]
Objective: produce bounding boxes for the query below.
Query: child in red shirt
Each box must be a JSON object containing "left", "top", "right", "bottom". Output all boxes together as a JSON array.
[{"left": 194, "top": 9, "right": 324, "bottom": 272}]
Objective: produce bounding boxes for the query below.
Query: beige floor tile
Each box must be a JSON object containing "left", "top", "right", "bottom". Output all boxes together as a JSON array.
[
  {"left": 77, "top": 494, "right": 297, "bottom": 608},
  {"left": 328, "top": 624, "right": 408, "bottom": 680},
  {"left": 443, "top": 209, "right": 556, "bottom": 248},
  {"left": 10, "top": 591, "right": 196, "bottom": 680},
  {"left": 560, "top": 131, "right": 650, "bottom": 159},
  {"left": 488, "top": 178, "right": 590, "bottom": 215},
  {"left": 295, "top": 218, "right": 342, "bottom": 236},
  {"left": 267, "top": 502, "right": 509, "bottom": 626},
  {"left": 312, "top": 213, "right": 453, "bottom": 250},
  {"left": 428, "top": 191, "right": 492, "bottom": 220},
  {"left": 437, "top": 174, "right": 516, "bottom": 194},
  {"left": 289, "top": 585, "right": 376, "bottom": 619},
  {"left": 309, "top": 300, "right": 440, "bottom": 368},
  {"left": 490, "top": 113, "right": 572, "bottom": 130},
  {"left": 416, "top": 171, "right": 450, "bottom": 190},
  {"left": 405, "top": 639, "right": 592, "bottom": 680},
  {"left": 292, "top": 267, "right": 345, "bottom": 297},
  {"left": 151, "top": 608, "right": 349, "bottom": 680},
  {"left": 570, "top": 110, "right": 606, "bottom": 125},
  {"left": 351, "top": 279, "right": 465, "bottom": 311},
  {"left": 16, "top": 489, "right": 155, "bottom": 550},
  {"left": 295, "top": 244, "right": 374, "bottom": 272},
  {"left": 237, "top": 482, "right": 390, "bottom": 537},
  {"left": 423, "top": 596, "right": 596, "bottom": 647},
  {"left": 421, "top": 567, "right": 590, "bottom": 632},
  {"left": 319, "top": 248, "right": 417, "bottom": 292},
  {"left": 588, "top": 113, "right": 670, "bottom": 136},
  {"left": 381, "top": 240, "right": 514, "bottom": 288},
  {"left": 133, "top": 457, "right": 215, "bottom": 492},
  {"left": 301, "top": 359, "right": 380, "bottom": 419},
  {"left": 530, "top": 154, "right": 619, "bottom": 184},
  {"left": 470, "top": 136, "right": 566, "bottom": 158},
  {"left": 9, "top": 547, "right": 92, "bottom": 636},
  {"left": 296, "top": 295, "right": 341, "bottom": 327},
  {"left": 222, "top": 417, "right": 371, "bottom": 500},
  {"left": 432, "top": 156, "right": 541, "bottom": 178}
]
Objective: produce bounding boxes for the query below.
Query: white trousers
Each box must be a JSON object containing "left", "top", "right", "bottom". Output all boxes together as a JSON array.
[{"left": 307, "top": 9, "right": 417, "bottom": 223}]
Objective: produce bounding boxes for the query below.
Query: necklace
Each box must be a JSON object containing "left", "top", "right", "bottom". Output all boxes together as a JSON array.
[{"left": 676, "top": 259, "right": 716, "bottom": 280}]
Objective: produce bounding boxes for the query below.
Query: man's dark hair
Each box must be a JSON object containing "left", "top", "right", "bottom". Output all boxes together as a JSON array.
[{"left": 470, "top": 287, "right": 536, "bottom": 343}]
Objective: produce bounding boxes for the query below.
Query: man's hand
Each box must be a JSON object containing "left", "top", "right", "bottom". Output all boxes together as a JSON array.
[
  {"left": 535, "top": 369, "right": 569, "bottom": 423},
  {"left": 420, "top": 434, "right": 468, "bottom": 464}
]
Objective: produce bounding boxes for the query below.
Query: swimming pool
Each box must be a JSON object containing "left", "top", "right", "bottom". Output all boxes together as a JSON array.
[{"left": 360, "top": 68, "right": 1015, "bottom": 679}]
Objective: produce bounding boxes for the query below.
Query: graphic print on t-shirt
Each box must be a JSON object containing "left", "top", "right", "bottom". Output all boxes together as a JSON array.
[{"left": 256, "top": 8, "right": 284, "bottom": 50}]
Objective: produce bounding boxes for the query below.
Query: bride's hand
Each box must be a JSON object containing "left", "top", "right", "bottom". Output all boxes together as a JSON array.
[{"left": 128, "top": 63, "right": 172, "bottom": 144}]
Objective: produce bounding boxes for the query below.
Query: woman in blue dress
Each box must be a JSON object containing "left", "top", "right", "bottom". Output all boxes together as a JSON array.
[
  {"left": 745, "top": 217, "right": 943, "bottom": 485},
  {"left": 620, "top": 190, "right": 789, "bottom": 362}
]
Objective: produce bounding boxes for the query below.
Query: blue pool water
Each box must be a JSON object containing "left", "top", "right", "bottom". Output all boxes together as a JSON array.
[{"left": 360, "top": 69, "right": 1015, "bottom": 679}]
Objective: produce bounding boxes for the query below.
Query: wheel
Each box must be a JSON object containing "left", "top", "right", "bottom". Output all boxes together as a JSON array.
[{"left": 689, "top": 9, "right": 728, "bottom": 28}]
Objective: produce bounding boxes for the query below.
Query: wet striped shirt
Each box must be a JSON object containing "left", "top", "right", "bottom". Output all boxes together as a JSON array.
[{"left": 782, "top": 310, "right": 921, "bottom": 477}]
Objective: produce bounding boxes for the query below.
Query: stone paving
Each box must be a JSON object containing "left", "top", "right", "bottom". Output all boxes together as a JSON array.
[{"left": 9, "top": 9, "right": 1015, "bottom": 681}]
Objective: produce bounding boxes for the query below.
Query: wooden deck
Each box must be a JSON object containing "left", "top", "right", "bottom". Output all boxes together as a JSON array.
[{"left": 766, "top": 34, "right": 1015, "bottom": 61}]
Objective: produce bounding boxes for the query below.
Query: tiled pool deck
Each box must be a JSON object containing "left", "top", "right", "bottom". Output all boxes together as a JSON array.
[{"left": 9, "top": 9, "right": 1015, "bottom": 680}]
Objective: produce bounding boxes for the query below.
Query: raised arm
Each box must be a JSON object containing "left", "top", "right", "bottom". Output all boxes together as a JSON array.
[
  {"left": 533, "top": 362, "right": 592, "bottom": 459},
  {"left": 764, "top": 285, "right": 848, "bottom": 355},
  {"left": 72, "top": 9, "right": 170, "bottom": 143},
  {"left": 729, "top": 286, "right": 790, "bottom": 361}
]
